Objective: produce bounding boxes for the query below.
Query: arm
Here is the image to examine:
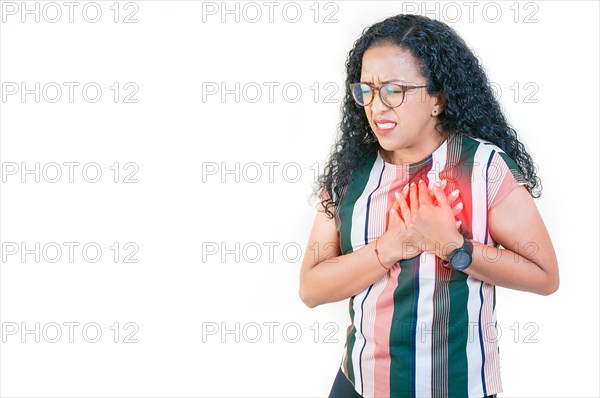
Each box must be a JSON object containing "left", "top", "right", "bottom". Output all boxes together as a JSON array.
[
  {"left": 452, "top": 185, "right": 559, "bottom": 295},
  {"left": 298, "top": 200, "right": 396, "bottom": 308},
  {"left": 395, "top": 180, "right": 559, "bottom": 296},
  {"left": 299, "top": 183, "right": 463, "bottom": 308}
]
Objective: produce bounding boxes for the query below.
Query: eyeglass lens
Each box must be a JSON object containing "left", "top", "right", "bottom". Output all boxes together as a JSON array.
[{"left": 352, "top": 83, "right": 405, "bottom": 107}]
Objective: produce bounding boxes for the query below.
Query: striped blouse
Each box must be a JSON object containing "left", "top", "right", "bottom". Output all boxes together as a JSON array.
[{"left": 321, "top": 133, "right": 527, "bottom": 398}]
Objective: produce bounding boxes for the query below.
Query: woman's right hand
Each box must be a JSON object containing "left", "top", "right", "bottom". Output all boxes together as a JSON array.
[
  {"left": 383, "top": 184, "right": 423, "bottom": 261},
  {"left": 380, "top": 180, "right": 464, "bottom": 261}
]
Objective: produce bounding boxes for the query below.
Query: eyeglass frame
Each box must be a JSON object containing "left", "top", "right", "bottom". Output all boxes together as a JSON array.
[{"left": 350, "top": 82, "right": 428, "bottom": 108}]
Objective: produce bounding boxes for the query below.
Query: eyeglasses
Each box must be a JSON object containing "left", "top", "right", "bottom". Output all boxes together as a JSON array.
[{"left": 350, "top": 82, "right": 428, "bottom": 108}]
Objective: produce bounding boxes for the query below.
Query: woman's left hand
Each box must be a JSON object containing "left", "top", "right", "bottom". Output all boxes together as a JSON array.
[{"left": 395, "top": 179, "right": 464, "bottom": 261}]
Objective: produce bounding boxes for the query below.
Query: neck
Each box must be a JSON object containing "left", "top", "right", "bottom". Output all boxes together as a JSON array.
[{"left": 380, "top": 131, "right": 449, "bottom": 165}]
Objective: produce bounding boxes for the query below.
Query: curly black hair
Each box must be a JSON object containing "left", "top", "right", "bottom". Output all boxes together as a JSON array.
[{"left": 312, "top": 14, "right": 541, "bottom": 219}]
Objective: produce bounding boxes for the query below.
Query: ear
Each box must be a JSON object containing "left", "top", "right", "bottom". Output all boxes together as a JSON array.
[{"left": 435, "top": 88, "right": 447, "bottom": 111}]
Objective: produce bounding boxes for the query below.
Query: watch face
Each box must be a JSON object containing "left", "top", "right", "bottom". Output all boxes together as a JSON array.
[{"left": 451, "top": 251, "right": 471, "bottom": 270}]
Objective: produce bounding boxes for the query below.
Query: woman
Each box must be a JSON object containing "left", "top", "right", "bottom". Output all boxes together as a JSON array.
[{"left": 299, "top": 14, "right": 559, "bottom": 398}]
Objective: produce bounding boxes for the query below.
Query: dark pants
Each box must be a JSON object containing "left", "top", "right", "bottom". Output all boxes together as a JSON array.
[
  {"left": 328, "top": 367, "right": 498, "bottom": 398},
  {"left": 329, "top": 367, "right": 362, "bottom": 398}
]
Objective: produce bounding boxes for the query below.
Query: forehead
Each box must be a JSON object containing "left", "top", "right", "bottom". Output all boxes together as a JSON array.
[{"left": 360, "top": 43, "right": 422, "bottom": 83}]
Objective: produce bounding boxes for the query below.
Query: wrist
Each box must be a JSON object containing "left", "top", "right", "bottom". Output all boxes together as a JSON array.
[
  {"left": 438, "top": 232, "right": 465, "bottom": 262},
  {"left": 373, "top": 235, "right": 399, "bottom": 269}
]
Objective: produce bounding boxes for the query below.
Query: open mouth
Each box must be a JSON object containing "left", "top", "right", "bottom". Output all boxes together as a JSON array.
[
  {"left": 374, "top": 121, "right": 397, "bottom": 135},
  {"left": 376, "top": 122, "right": 397, "bottom": 129}
]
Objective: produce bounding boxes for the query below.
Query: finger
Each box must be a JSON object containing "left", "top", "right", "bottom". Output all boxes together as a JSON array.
[
  {"left": 395, "top": 190, "right": 411, "bottom": 223},
  {"left": 418, "top": 180, "right": 429, "bottom": 205},
  {"left": 401, "top": 183, "right": 410, "bottom": 199},
  {"left": 447, "top": 188, "right": 460, "bottom": 204},
  {"left": 390, "top": 200, "right": 401, "bottom": 224},
  {"left": 409, "top": 182, "right": 418, "bottom": 212},
  {"left": 388, "top": 206, "right": 403, "bottom": 229},
  {"left": 388, "top": 207, "right": 397, "bottom": 227},
  {"left": 435, "top": 179, "right": 449, "bottom": 206},
  {"left": 400, "top": 183, "right": 411, "bottom": 215},
  {"left": 427, "top": 179, "right": 435, "bottom": 204},
  {"left": 455, "top": 220, "right": 462, "bottom": 229},
  {"left": 391, "top": 194, "right": 401, "bottom": 213},
  {"left": 432, "top": 183, "right": 450, "bottom": 208},
  {"left": 428, "top": 179, "right": 441, "bottom": 205},
  {"left": 452, "top": 201, "right": 464, "bottom": 216}
]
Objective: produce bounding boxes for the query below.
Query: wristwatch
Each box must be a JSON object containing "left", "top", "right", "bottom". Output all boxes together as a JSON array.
[{"left": 447, "top": 237, "right": 473, "bottom": 271}]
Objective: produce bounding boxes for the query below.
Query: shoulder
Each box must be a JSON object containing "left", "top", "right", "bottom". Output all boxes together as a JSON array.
[
  {"left": 449, "top": 133, "right": 500, "bottom": 161},
  {"left": 460, "top": 135, "right": 527, "bottom": 184},
  {"left": 465, "top": 135, "right": 502, "bottom": 154}
]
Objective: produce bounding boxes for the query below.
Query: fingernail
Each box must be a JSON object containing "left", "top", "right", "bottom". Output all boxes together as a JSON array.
[
  {"left": 456, "top": 202, "right": 463, "bottom": 210},
  {"left": 441, "top": 179, "right": 447, "bottom": 187},
  {"left": 410, "top": 182, "right": 415, "bottom": 187},
  {"left": 456, "top": 220, "right": 462, "bottom": 228},
  {"left": 402, "top": 184, "right": 409, "bottom": 193},
  {"left": 419, "top": 179, "right": 424, "bottom": 184},
  {"left": 394, "top": 191, "right": 400, "bottom": 200},
  {"left": 450, "top": 189, "right": 460, "bottom": 197}
]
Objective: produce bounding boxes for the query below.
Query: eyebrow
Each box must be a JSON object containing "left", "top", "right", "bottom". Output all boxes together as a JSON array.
[{"left": 360, "top": 79, "right": 410, "bottom": 85}]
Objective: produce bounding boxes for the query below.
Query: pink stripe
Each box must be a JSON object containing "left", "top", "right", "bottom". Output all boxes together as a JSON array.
[
  {"left": 373, "top": 264, "right": 400, "bottom": 397},
  {"left": 362, "top": 165, "right": 394, "bottom": 396}
]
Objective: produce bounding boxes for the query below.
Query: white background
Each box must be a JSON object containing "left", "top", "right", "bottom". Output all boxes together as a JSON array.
[{"left": 0, "top": 1, "right": 598, "bottom": 397}]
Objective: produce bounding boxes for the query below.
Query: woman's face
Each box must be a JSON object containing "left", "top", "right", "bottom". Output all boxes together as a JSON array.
[{"left": 360, "top": 43, "right": 443, "bottom": 160}]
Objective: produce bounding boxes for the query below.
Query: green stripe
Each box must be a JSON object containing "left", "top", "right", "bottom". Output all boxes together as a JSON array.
[
  {"left": 338, "top": 150, "right": 377, "bottom": 385},
  {"left": 447, "top": 279, "right": 470, "bottom": 397},
  {"left": 339, "top": 151, "right": 377, "bottom": 255},
  {"left": 389, "top": 158, "right": 434, "bottom": 397},
  {"left": 454, "top": 133, "right": 479, "bottom": 242},
  {"left": 446, "top": 134, "right": 479, "bottom": 396}
]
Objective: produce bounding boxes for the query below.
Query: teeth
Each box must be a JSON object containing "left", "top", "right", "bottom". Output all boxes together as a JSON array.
[{"left": 376, "top": 122, "right": 396, "bottom": 129}]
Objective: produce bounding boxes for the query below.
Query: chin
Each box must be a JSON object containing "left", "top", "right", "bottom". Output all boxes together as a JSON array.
[
  {"left": 378, "top": 141, "right": 392, "bottom": 150},
  {"left": 377, "top": 137, "right": 401, "bottom": 150}
]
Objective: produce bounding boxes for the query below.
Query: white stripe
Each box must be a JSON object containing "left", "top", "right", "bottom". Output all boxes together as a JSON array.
[
  {"left": 350, "top": 155, "right": 384, "bottom": 251},
  {"left": 427, "top": 136, "right": 448, "bottom": 187},
  {"left": 487, "top": 152, "right": 507, "bottom": 208},
  {"left": 349, "top": 155, "right": 386, "bottom": 394},
  {"left": 414, "top": 135, "right": 448, "bottom": 398},
  {"left": 414, "top": 252, "right": 435, "bottom": 398},
  {"left": 360, "top": 165, "right": 396, "bottom": 398},
  {"left": 472, "top": 138, "right": 505, "bottom": 394},
  {"left": 465, "top": 141, "right": 492, "bottom": 397}
]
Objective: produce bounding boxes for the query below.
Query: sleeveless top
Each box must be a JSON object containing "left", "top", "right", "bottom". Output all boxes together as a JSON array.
[{"left": 320, "top": 133, "right": 527, "bottom": 398}]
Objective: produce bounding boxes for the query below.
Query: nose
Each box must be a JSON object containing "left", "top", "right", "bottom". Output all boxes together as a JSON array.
[{"left": 370, "top": 89, "right": 390, "bottom": 113}]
